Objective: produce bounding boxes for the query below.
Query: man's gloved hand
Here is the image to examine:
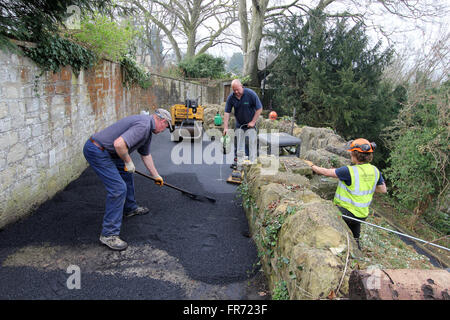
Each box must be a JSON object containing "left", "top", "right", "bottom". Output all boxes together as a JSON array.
[
  {"left": 124, "top": 161, "right": 136, "bottom": 173},
  {"left": 154, "top": 175, "right": 164, "bottom": 186},
  {"left": 304, "top": 160, "right": 314, "bottom": 167}
]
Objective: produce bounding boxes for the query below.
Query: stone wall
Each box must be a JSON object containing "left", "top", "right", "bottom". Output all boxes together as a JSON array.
[
  {"left": 0, "top": 49, "right": 222, "bottom": 229},
  {"left": 201, "top": 106, "right": 359, "bottom": 298},
  {"left": 243, "top": 161, "right": 360, "bottom": 299},
  {"left": 219, "top": 114, "right": 359, "bottom": 299},
  {"left": 148, "top": 75, "right": 225, "bottom": 110}
]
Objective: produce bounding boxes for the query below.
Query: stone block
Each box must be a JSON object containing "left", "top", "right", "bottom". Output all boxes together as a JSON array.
[
  {"left": 36, "top": 153, "right": 49, "bottom": 168},
  {"left": 25, "top": 97, "right": 40, "bottom": 113},
  {"left": 50, "top": 104, "right": 65, "bottom": 121},
  {"left": 9, "top": 53, "right": 20, "bottom": 65},
  {"left": 304, "top": 149, "right": 350, "bottom": 168},
  {"left": 7, "top": 143, "right": 27, "bottom": 164},
  {"left": 309, "top": 175, "right": 339, "bottom": 200},
  {"left": 4, "top": 84, "right": 20, "bottom": 99},
  {"left": 21, "top": 85, "right": 34, "bottom": 99},
  {"left": 287, "top": 244, "right": 343, "bottom": 299},
  {"left": 49, "top": 148, "right": 56, "bottom": 166},
  {"left": 39, "top": 111, "right": 49, "bottom": 122},
  {"left": 0, "top": 131, "right": 18, "bottom": 148},
  {"left": 0, "top": 101, "right": 8, "bottom": 119},
  {"left": 29, "top": 136, "right": 47, "bottom": 156},
  {"left": 278, "top": 202, "right": 350, "bottom": 250},
  {"left": 0, "top": 154, "right": 6, "bottom": 171},
  {"left": 61, "top": 67, "right": 72, "bottom": 81},
  {"left": 31, "top": 123, "right": 42, "bottom": 137},
  {"left": 0, "top": 166, "right": 16, "bottom": 192},
  {"left": 0, "top": 118, "right": 12, "bottom": 133},
  {"left": 257, "top": 183, "right": 291, "bottom": 214}
]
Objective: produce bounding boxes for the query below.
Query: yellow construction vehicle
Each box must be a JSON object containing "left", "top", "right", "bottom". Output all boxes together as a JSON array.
[{"left": 170, "top": 99, "right": 204, "bottom": 142}]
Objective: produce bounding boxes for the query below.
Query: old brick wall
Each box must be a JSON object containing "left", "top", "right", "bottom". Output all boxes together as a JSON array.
[{"left": 0, "top": 50, "right": 222, "bottom": 229}]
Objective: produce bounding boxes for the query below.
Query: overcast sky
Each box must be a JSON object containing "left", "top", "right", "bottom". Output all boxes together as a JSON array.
[{"left": 207, "top": 0, "right": 449, "bottom": 64}]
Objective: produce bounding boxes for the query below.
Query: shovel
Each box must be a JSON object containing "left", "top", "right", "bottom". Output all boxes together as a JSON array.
[{"left": 135, "top": 170, "right": 216, "bottom": 203}]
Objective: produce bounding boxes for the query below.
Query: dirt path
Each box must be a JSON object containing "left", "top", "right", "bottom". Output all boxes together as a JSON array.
[{"left": 0, "top": 132, "right": 269, "bottom": 299}]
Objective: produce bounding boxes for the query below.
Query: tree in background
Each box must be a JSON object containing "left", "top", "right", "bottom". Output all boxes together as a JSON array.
[
  {"left": 135, "top": 24, "right": 165, "bottom": 71},
  {"left": 239, "top": 0, "right": 448, "bottom": 88},
  {"left": 127, "top": 0, "right": 174, "bottom": 70},
  {"left": 178, "top": 53, "right": 227, "bottom": 79},
  {"left": 128, "top": 0, "right": 238, "bottom": 63},
  {"left": 238, "top": 0, "right": 306, "bottom": 87},
  {"left": 381, "top": 31, "right": 449, "bottom": 232},
  {"left": 383, "top": 80, "right": 449, "bottom": 232},
  {"left": 266, "top": 12, "right": 398, "bottom": 154},
  {"left": 146, "top": 25, "right": 165, "bottom": 69},
  {"left": 227, "top": 52, "right": 244, "bottom": 75},
  {"left": 70, "top": 13, "right": 137, "bottom": 62}
]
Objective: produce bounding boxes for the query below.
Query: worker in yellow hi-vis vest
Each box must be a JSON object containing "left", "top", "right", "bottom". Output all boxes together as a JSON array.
[{"left": 304, "top": 138, "right": 387, "bottom": 250}]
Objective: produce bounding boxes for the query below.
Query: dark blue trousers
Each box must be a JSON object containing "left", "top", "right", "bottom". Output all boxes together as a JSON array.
[{"left": 83, "top": 139, "right": 138, "bottom": 236}]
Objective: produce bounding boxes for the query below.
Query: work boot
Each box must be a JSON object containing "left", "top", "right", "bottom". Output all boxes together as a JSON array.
[
  {"left": 124, "top": 206, "right": 150, "bottom": 218},
  {"left": 356, "top": 238, "right": 362, "bottom": 251},
  {"left": 99, "top": 235, "right": 128, "bottom": 251}
]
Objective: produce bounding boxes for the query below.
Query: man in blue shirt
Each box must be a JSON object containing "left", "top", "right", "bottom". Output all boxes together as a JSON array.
[
  {"left": 83, "top": 109, "right": 172, "bottom": 251},
  {"left": 223, "top": 79, "right": 263, "bottom": 166}
]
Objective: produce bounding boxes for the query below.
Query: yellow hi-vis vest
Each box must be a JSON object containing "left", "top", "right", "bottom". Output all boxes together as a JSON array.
[{"left": 333, "top": 163, "right": 380, "bottom": 218}]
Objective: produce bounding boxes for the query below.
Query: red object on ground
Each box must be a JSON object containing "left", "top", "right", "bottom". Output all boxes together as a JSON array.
[{"left": 269, "top": 111, "right": 277, "bottom": 120}]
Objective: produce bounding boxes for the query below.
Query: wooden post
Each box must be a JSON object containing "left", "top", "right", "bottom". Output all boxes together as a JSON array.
[
  {"left": 290, "top": 107, "right": 296, "bottom": 135},
  {"left": 349, "top": 269, "right": 450, "bottom": 300}
]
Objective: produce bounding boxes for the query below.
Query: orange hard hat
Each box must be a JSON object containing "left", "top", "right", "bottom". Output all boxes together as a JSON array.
[
  {"left": 269, "top": 111, "right": 277, "bottom": 120},
  {"left": 347, "top": 138, "right": 376, "bottom": 153}
]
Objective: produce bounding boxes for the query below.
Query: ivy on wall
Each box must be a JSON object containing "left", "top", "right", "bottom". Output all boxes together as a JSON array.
[
  {"left": 22, "top": 35, "right": 152, "bottom": 90},
  {"left": 23, "top": 34, "right": 96, "bottom": 76},
  {"left": 120, "top": 55, "right": 152, "bottom": 89}
]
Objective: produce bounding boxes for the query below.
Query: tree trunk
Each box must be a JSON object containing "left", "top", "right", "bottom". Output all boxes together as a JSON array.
[
  {"left": 349, "top": 269, "right": 450, "bottom": 300},
  {"left": 186, "top": 31, "right": 197, "bottom": 59},
  {"left": 239, "top": 0, "right": 248, "bottom": 54},
  {"left": 242, "top": 0, "right": 268, "bottom": 87},
  {"left": 241, "top": 0, "right": 337, "bottom": 86}
]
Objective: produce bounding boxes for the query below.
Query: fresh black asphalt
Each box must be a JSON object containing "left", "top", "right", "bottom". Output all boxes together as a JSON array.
[{"left": 0, "top": 130, "right": 265, "bottom": 299}]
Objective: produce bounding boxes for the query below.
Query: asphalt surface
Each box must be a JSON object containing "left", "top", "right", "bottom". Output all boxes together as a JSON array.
[{"left": 0, "top": 130, "right": 268, "bottom": 300}]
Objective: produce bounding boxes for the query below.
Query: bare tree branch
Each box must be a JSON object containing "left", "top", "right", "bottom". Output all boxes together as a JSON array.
[
  {"left": 240, "top": 0, "right": 448, "bottom": 86},
  {"left": 127, "top": 0, "right": 238, "bottom": 62}
]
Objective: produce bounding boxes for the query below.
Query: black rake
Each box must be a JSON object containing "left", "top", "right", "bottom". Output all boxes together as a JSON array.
[{"left": 135, "top": 170, "right": 216, "bottom": 203}]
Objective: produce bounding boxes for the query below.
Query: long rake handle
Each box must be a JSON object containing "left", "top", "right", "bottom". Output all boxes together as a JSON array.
[{"left": 134, "top": 170, "right": 216, "bottom": 203}]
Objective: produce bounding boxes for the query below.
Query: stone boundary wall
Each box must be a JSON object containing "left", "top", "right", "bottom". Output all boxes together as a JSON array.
[
  {"left": 203, "top": 105, "right": 359, "bottom": 298},
  {"left": 242, "top": 158, "right": 359, "bottom": 299},
  {"left": 0, "top": 49, "right": 222, "bottom": 229}
]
